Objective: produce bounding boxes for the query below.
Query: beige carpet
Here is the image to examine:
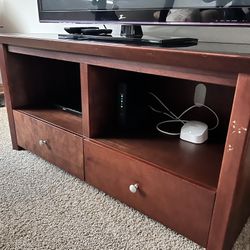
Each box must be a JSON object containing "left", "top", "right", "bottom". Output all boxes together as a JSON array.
[{"left": 0, "top": 107, "right": 249, "bottom": 250}]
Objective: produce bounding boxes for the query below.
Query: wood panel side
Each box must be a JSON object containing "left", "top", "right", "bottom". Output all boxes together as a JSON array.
[
  {"left": 207, "top": 74, "right": 250, "bottom": 250},
  {"left": 0, "top": 44, "right": 19, "bottom": 149},
  {"left": 81, "top": 64, "right": 117, "bottom": 137},
  {"left": 81, "top": 63, "right": 90, "bottom": 136},
  {"left": 226, "top": 131, "right": 250, "bottom": 248}
]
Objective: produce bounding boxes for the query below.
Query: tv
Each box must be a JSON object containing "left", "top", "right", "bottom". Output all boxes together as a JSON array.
[
  {"left": 37, "top": 0, "right": 250, "bottom": 46},
  {"left": 38, "top": 0, "right": 250, "bottom": 27}
]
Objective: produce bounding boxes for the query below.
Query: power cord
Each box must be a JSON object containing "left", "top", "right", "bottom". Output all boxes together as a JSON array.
[{"left": 148, "top": 92, "right": 219, "bottom": 136}]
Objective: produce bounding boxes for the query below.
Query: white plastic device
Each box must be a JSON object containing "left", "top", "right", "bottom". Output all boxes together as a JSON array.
[
  {"left": 148, "top": 86, "right": 219, "bottom": 144},
  {"left": 180, "top": 121, "right": 208, "bottom": 144},
  {"left": 194, "top": 83, "right": 206, "bottom": 107}
]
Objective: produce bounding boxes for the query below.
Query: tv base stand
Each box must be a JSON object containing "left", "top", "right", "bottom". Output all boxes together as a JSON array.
[
  {"left": 0, "top": 34, "right": 249, "bottom": 250},
  {"left": 120, "top": 24, "right": 143, "bottom": 38}
]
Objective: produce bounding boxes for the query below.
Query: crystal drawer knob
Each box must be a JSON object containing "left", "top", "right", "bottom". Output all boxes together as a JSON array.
[
  {"left": 129, "top": 183, "right": 139, "bottom": 193},
  {"left": 39, "top": 139, "right": 47, "bottom": 146}
]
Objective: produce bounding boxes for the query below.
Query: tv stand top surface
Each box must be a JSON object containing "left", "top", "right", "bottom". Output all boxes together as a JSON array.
[
  {"left": 1, "top": 33, "right": 250, "bottom": 76},
  {"left": 1, "top": 33, "right": 250, "bottom": 55}
]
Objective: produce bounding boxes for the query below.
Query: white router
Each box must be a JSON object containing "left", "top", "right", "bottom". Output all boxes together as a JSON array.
[{"left": 180, "top": 120, "right": 208, "bottom": 144}]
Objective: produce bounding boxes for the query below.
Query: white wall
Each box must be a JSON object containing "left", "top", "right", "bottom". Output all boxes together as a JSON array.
[
  {"left": 0, "top": 0, "right": 120, "bottom": 35},
  {"left": 0, "top": 0, "right": 250, "bottom": 44},
  {"left": 1, "top": 0, "right": 73, "bottom": 34},
  {"left": 0, "top": 0, "right": 3, "bottom": 27},
  {"left": 144, "top": 25, "right": 250, "bottom": 44}
]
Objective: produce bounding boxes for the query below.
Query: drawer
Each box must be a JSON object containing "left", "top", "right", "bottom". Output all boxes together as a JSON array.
[
  {"left": 13, "top": 111, "right": 84, "bottom": 179},
  {"left": 85, "top": 140, "right": 216, "bottom": 247}
]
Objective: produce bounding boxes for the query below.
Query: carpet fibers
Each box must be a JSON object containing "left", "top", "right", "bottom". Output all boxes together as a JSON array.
[{"left": 0, "top": 107, "right": 249, "bottom": 250}]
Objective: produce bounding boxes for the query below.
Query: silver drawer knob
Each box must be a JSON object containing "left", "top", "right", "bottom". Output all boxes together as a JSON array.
[
  {"left": 129, "top": 183, "right": 139, "bottom": 193},
  {"left": 39, "top": 139, "right": 47, "bottom": 146}
]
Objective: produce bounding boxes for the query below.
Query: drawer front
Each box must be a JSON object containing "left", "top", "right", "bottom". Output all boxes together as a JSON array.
[
  {"left": 14, "top": 111, "right": 84, "bottom": 179},
  {"left": 85, "top": 140, "right": 215, "bottom": 247}
]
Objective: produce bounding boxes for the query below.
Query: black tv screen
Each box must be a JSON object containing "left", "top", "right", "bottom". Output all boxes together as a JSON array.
[{"left": 37, "top": 0, "right": 250, "bottom": 26}]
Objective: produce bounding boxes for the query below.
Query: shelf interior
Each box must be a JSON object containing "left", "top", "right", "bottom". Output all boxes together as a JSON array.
[
  {"left": 87, "top": 66, "right": 235, "bottom": 141},
  {"left": 16, "top": 108, "right": 83, "bottom": 136}
]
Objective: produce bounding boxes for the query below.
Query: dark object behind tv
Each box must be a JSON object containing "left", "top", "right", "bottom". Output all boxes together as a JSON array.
[{"left": 37, "top": 0, "right": 250, "bottom": 27}]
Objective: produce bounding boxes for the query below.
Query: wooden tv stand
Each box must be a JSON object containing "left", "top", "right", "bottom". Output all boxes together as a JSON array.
[{"left": 0, "top": 34, "right": 249, "bottom": 250}]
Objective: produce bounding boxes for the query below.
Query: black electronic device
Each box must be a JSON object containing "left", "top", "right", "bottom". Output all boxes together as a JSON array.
[
  {"left": 64, "top": 27, "right": 99, "bottom": 34},
  {"left": 55, "top": 104, "right": 82, "bottom": 116},
  {"left": 58, "top": 34, "right": 198, "bottom": 48},
  {"left": 117, "top": 82, "right": 148, "bottom": 134}
]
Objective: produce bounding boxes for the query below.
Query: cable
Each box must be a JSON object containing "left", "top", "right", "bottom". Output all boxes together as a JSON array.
[
  {"left": 156, "top": 120, "right": 188, "bottom": 136},
  {"left": 149, "top": 92, "right": 220, "bottom": 136},
  {"left": 148, "top": 105, "right": 176, "bottom": 120},
  {"left": 178, "top": 104, "right": 219, "bottom": 130},
  {"left": 200, "top": 104, "right": 219, "bottom": 131},
  {"left": 148, "top": 92, "right": 183, "bottom": 122}
]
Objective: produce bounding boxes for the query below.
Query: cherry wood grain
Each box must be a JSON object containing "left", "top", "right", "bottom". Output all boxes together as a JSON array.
[
  {"left": 13, "top": 110, "right": 84, "bottom": 180},
  {"left": 82, "top": 65, "right": 118, "bottom": 137},
  {"left": 85, "top": 139, "right": 215, "bottom": 247},
  {"left": 1, "top": 34, "right": 250, "bottom": 76},
  {"left": 0, "top": 45, "right": 19, "bottom": 149},
  {"left": 1, "top": 34, "right": 250, "bottom": 250},
  {"left": 8, "top": 45, "right": 237, "bottom": 87},
  {"left": 207, "top": 74, "right": 250, "bottom": 250},
  {"left": 81, "top": 63, "right": 90, "bottom": 136}
]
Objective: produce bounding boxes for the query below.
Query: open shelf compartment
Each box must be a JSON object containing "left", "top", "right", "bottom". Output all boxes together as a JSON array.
[
  {"left": 86, "top": 65, "right": 236, "bottom": 190},
  {"left": 7, "top": 52, "right": 83, "bottom": 135}
]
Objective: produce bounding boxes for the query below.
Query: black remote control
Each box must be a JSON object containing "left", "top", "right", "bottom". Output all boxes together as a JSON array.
[{"left": 64, "top": 27, "right": 99, "bottom": 34}]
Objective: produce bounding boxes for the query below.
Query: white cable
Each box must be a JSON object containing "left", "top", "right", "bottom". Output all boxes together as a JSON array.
[
  {"left": 148, "top": 92, "right": 182, "bottom": 122},
  {"left": 149, "top": 104, "right": 185, "bottom": 135},
  {"left": 148, "top": 105, "right": 176, "bottom": 120},
  {"left": 178, "top": 104, "right": 197, "bottom": 119},
  {"left": 200, "top": 104, "right": 220, "bottom": 131},
  {"left": 178, "top": 103, "right": 219, "bottom": 131},
  {"left": 149, "top": 92, "right": 220, "bottom": 136},
  {"left": 156, "top": 120, "right": 188, "bottom": 136}
]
